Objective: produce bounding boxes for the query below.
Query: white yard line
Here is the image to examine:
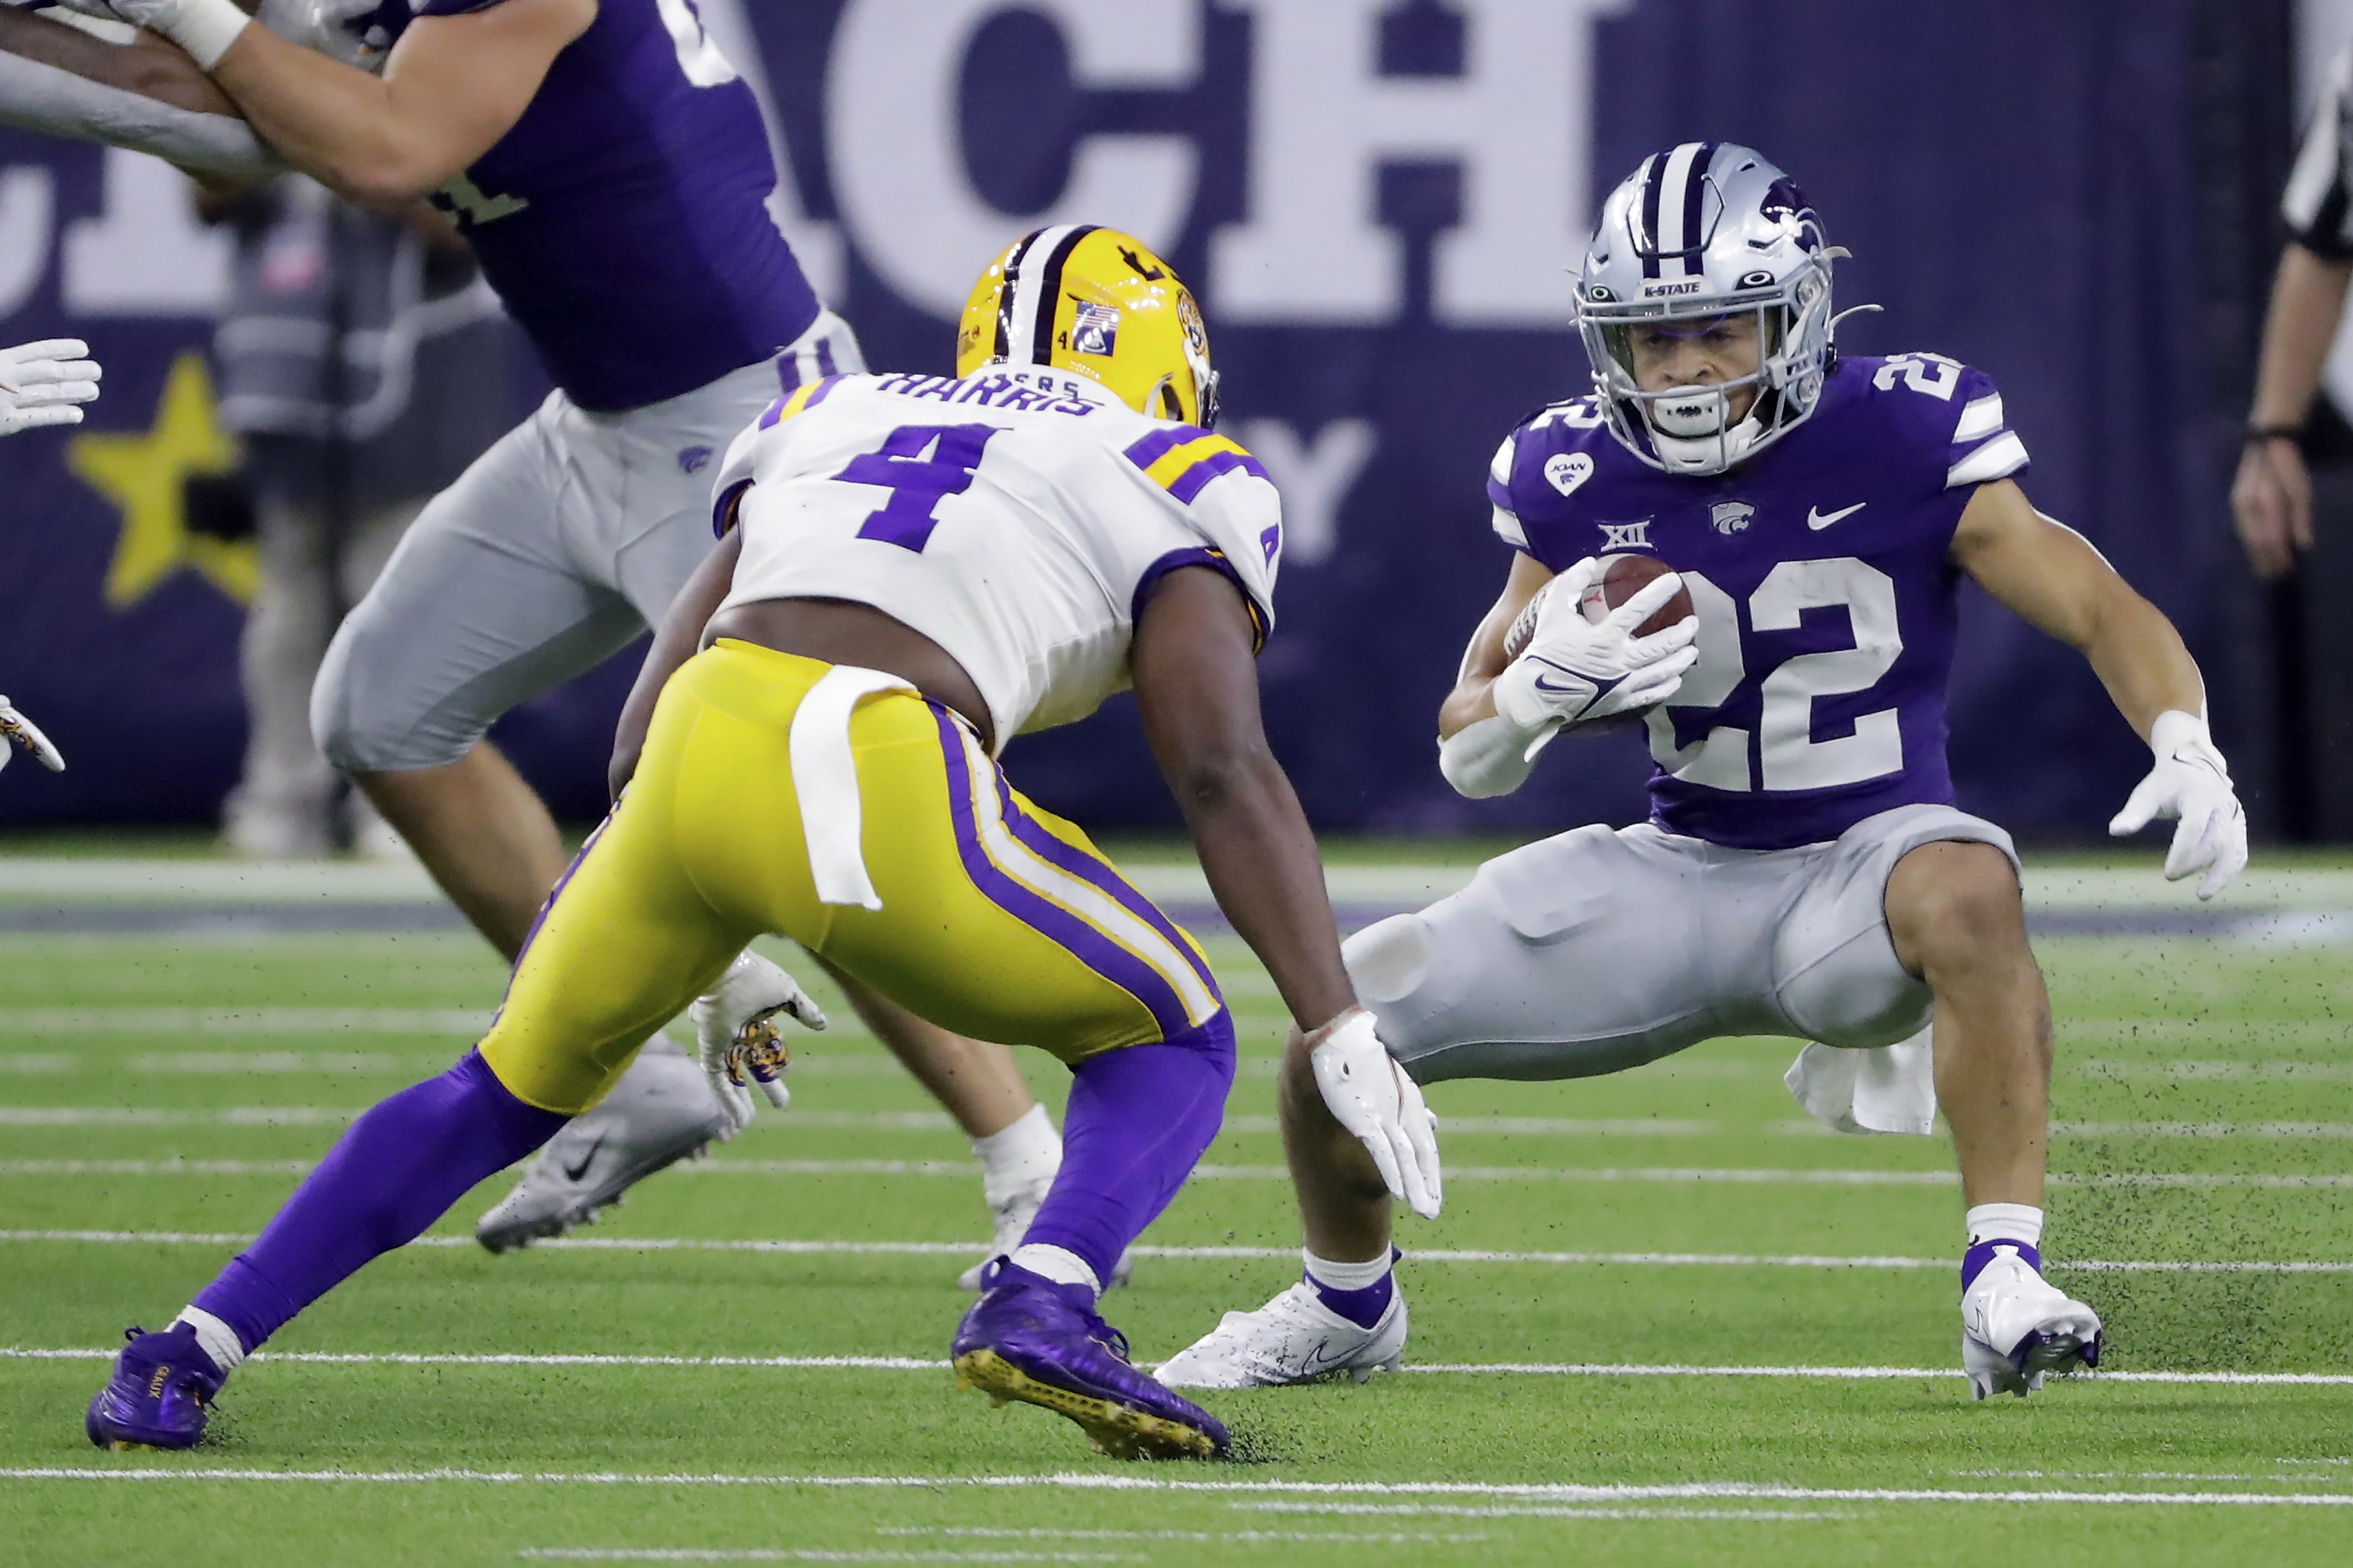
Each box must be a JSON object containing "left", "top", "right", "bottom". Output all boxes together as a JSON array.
[
  {"left": 9, "top": 1345, "right": 2351, "bottom": 1386},
  {"left": 3, "top": 1468, "right": 2350, "bottom": 1506},
  {"left": 0, "top": 1009, "right": 494, "bottom": 1035},
  {"left": 6, "top": 1229, "right": 2347, "bottom": 1273},
  {"left": 5, "top": 1158, "right": 2345, "bottom": 1191}
]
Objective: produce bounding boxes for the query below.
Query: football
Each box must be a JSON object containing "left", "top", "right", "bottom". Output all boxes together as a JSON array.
[
  {"left": 1579, "top": 552, "right": 1696, "bottom": 636},
  {"left": 1503, "top": 553, "right": 1695, "bottom": 659}
]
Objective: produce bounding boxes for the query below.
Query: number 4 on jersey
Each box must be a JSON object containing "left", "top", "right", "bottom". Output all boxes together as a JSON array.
[{"left": 834, "top": 424, "right": 1003, "bottom": 552}]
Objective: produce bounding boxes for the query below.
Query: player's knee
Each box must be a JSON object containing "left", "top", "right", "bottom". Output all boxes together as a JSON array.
[
  {"left": 1888, "top": 841, "right": 2025, "bottom": 969},
  {"left": 1343, "top": 914, "right": 1430, "bottom": 1005},
  {"left": 1162, "top": 1008, "right": 1238, "bottom": 1086},
  {"left": 310, "top": 626, "right": 466, "bottom": 774}
]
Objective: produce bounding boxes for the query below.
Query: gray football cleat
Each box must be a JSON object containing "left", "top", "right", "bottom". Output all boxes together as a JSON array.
[
  {"left": 475, "top": 1039, "right": 729, "bottom": 1252},
  {"left": 1961, "top": 1245, "right": 2103, "bottom": 1400},
  {"left": 1154, "top": 1280, "right": 1407, "bottom": 1388}
]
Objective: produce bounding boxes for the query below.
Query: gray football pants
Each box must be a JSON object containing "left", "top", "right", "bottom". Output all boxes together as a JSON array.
[
  {"left": 312, "top": 310, "right": 864, "bottom": 773},
  {"left": 1347, "top": 803, "right": 2019, "bottom": 1084}
]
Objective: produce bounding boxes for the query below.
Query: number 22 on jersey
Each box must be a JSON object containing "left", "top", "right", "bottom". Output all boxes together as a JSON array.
[{"left": 1646, "top": 556, "right": 1904, "bottom": 793}]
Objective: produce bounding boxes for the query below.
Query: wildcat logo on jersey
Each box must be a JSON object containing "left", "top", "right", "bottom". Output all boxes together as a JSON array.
[
  {"left": 1599, "top": 520, "right": 1653, "bottom": 551},
  {"left": 1709, "top": 500, "right": 1755, "bottom": 535},
  {"left": 1544, "top": 452, "right": 1594, "bottom": 497}
]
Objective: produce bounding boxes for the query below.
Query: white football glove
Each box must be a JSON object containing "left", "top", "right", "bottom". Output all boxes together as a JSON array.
[
  {"left": 37, "top": 0, "right": 254, "bottom": 68},
  {"left": 1307, "top": 1009, "right": 1441, "bottom": 1220},
  {"left": 688, "top": 950, "right": 826, "bottom": 1140},
  {"left": 0, "top": 697, "right": 64, "bottom": 774},
  {"left": 0, "top": 340, "right": 100, "bottom": 438},
  {"left": 2107, "top": 709, "right": 2247, "bottom": 900},
  {"left": 1490, "top": 557, "right": 1698, "bottom": 749}
]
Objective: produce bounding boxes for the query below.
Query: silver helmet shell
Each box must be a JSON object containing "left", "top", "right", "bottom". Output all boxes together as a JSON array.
[{"left": 1576, "top": 143, "right": 1838, "bottom": 476}]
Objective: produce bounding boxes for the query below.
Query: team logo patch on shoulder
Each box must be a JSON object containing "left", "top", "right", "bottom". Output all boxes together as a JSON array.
[
  {"left": 1709, "top": 500, "right": 1754, "bottom": 535},
  {"left": 1599, "top": 520, "right": 1653, "bottom": 551},
  {"left": 1543, "top": 451, "right": 1594, "bottom": 497}
]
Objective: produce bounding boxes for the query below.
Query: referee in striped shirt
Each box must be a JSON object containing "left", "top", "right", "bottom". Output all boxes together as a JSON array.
[{"left": 2239, "top": 42, "right": 2353, "bottom": 576}]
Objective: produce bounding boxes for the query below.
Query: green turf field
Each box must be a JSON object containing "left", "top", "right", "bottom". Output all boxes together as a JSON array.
[{"left": 2, "top": 849, "right": 2349, "bottom": 1566}]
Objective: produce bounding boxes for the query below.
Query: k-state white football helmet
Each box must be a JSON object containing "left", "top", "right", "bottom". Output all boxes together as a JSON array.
[
  {"left": 1576, "top": 142, "right": 1850, "bottom": 476},
  {"left": 256, "top": 0, "right": 409, "bottom": 73}
]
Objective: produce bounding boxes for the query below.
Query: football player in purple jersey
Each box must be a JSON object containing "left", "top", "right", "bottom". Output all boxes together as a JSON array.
[
  {"left": 1, "top": 1, "right": 1071, "bottom": 1268},
  {"left": 1161, "top": 143, "right": 2248, "bottom": 1401}
]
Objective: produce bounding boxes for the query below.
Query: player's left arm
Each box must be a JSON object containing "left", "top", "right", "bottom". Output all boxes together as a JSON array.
[
  {"left": 1131, "top": 565, "right": 1441, "bottom": 1218},
  {"left": 95, "top": 0, "right": 595, "bottom": 207},
  {"left": 1952, "top": 476, "right": 2247, "bottom": 895}
]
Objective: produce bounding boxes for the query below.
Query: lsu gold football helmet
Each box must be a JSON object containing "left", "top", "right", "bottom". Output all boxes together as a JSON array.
[{"left": 956, "top": 226, "right": 1219, "bottom": 428}]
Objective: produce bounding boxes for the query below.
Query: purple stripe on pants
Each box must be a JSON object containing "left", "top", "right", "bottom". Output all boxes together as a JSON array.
[
  {"left": 986, "top": 770, "right": 1220, "bottom": 1003},
  {"left": 932, "top": 707, "right": 1193, "bottom": 1041}
]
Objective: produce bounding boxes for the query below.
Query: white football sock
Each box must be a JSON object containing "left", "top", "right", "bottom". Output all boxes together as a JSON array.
[
  {"left": 173, "top": 1307, "right": 245, "bottom": 1374},
  {"left": 1010, "top": 1243, "right": 1099, "bottom": 1297},
  {"left": 973, "top": 1103, "right": 1060, "bottom": 1209},
  {"left": 1302, "top": 1248, "right": 1393, "bottom": 1292},
  {"left": 1965, "top": 1202, "right": 2045, "bottom": 1250}
]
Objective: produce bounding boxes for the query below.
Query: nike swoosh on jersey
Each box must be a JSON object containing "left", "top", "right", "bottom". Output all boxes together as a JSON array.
[{"left": 1807, "top": 501, "right": 1867, "bottom": 530}]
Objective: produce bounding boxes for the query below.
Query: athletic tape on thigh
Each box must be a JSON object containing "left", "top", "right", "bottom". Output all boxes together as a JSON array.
[{"left": 787, "top": 666, "right": 917, "bottom": 909}]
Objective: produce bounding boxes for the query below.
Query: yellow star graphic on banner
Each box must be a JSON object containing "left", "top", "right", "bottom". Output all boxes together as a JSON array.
[{"left": 67, "top": 351, "right": 257, "bottom": 609}]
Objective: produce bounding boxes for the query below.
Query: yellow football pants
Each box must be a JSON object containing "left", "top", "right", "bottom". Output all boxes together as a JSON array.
[{"left": 478, "top": 641, "right": 1223, "bottom": 1115}]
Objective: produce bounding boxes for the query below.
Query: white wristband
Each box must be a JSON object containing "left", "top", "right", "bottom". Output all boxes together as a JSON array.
[
  {"left": 2149, "top": 708, "right": 2220, "bottom": 767},
  {"left": 1437, "top": 714, "right": 1544, "bottom": 799},
  {"left": 154, "top": 0, "right": 255, "bottom": 70}
]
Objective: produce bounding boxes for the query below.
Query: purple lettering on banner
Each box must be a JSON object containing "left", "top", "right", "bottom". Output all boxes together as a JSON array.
[{"left": 833, "top": 424, "right": 1006, "bottom": 552}]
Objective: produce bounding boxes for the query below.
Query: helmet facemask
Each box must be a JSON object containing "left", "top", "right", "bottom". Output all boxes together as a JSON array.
[{"left": 1580, "top": 261, "right": 1832, "bottom": 476}]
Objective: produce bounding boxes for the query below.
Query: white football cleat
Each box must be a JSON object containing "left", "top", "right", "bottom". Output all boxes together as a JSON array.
[
  {"left": 1154, "top": 1280, "right": 1407, "bottom": 1388},
  {"left": 1961, "top": 1245, "right": 2103, "bottom": 1400},
  {"left": 954, "top": 1174, "right": 1134, "bottom": 1291},
  {"left": 475, "top": 1039, "right": 730, "bottom": 1252}
]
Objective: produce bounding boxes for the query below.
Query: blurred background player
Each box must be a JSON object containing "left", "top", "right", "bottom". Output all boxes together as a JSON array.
[
  {"left": 1161, "top": 144, "right": 2246, "bottom": 1401},
  {"left": 1, "top": 0, "right": 1066, "bottom": 1266},
  {"left": 84, "top": 226, "right": 1434, "bottom": 1462},
  {"left": 0, "top": 335, "right": 94, "bottom": 782},
  {"left": 202, "top": 177, "right": 508, "bottom": 858}
]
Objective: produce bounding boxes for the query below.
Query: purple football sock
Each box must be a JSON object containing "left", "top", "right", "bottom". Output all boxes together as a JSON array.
[
  {"left": 1962, "top": 1238, "right": 2043, "bottom": 1291},
  {"left": 191, "top": 1050, "right": 565, "bottom": 1353},
  {"left": 1021, "top": 1010, "right": 1236, "bottom": 1290}
]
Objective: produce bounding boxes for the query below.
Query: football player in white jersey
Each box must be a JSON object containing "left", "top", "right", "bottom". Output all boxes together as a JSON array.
[{"left": 87, "top": 226, "right": 1440, "bottom": 1461}]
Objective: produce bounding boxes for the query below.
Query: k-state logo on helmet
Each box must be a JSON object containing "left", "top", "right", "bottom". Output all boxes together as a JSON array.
[
  {"left": 1710, "top": 500, "right": 1754, "bottom": 535},
  {"left": 1544, "top": 452, "right": 1594, "bottom": 497}
]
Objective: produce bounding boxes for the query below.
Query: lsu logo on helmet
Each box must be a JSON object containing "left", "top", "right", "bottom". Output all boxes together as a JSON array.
[{"left": 957, "top": 226, "right": 1221, "bottom": 429}]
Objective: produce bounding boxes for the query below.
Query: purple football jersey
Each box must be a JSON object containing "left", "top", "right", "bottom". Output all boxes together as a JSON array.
[
  {"left": 1490, "top": 354, "right": 2030, "bottom": 850},
  {"left": 403, "top": 0, "right": 819, "bottom": 412}
]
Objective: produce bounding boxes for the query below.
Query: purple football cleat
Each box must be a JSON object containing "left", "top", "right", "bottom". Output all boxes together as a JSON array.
[
  {"left": 952, "top": 1261, "right": 1228, "bottom": 1460},
  {"left": 86, "top": 1324, "right": 225, "bottom": 1450}
]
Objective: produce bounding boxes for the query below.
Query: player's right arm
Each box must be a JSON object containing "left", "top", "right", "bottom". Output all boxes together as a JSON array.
[
  {"left": 1130, "top": 564, "right": 1441, "bottom": 1218},
  {"left": 200, "top": 0, "right": 593, "bottom": 207},
  {"left": 609, "top": 525, "right": 740, "bottom": 802}
]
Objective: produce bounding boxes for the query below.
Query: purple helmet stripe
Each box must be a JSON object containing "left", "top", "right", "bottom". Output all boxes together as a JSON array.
[
  {"left": 931, "top": 707, "right": 1192, "bottom": 1040},
  {"left": 1680, "top": 141, "right": 1719, "bottom": 260},
  {"left": 814, "top": 335, "right": 839, "bottom": 379},
  {"left": 1636, "top": 153, "right": 1665, "bottom": 278}
]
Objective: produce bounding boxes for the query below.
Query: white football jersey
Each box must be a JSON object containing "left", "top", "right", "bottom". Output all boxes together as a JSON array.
[{"left": 709, "top": 367, "right": 1283, "bottom": 749}]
